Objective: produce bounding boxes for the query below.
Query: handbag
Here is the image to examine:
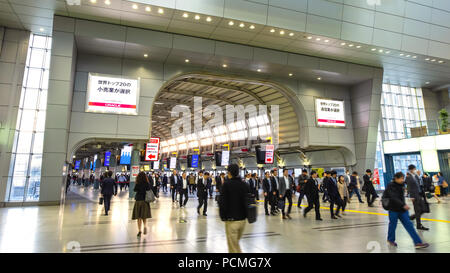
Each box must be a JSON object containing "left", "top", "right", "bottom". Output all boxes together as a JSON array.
[
  {"left": 277, "top": 199, "right": 285, "bottom": 210},
  {"left": 247, "top": 195, "right": 257, "bottom": 224},
  {"left": 381, "top": 197, "right": 390, "bottom": 210},
  {"left": 145, "top": 190, "right": 156, "bottom": 203},
  {"left": 99, "top": 197, "right": 104, "bottom": 205},
  {"left": 443, "top": 181, "right": 448, "bottom": 188}
]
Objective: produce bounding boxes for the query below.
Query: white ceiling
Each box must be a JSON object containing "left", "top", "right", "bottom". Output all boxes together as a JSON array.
[{"left": 1, "top": 0, "right": 450, "bottom": 88}]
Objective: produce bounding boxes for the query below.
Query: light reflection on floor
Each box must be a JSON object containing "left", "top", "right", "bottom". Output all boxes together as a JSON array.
[{"left": 0, "top": 184, "right": 448, "bottom": 253}]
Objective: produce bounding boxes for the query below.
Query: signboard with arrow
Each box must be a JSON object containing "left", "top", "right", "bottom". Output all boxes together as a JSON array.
[{"left": 145, "top": 137, "right": 160, "bottom": 161}]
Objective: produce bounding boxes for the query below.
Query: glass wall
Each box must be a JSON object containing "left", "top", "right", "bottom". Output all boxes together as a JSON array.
[
  {"left": 7, "top": 34, "right": 52, "bottom": 201},
  {"left": 380, "top": 84, "right": 427, "bottom": 140}
]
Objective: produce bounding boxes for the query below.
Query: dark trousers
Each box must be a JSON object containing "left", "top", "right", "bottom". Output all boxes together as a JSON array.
[
  {"left": 103, "top": 194, "right": 112, "bottom": 214},
  {"left": 179, "top": 188, "right": 188, "bottom": 206},
  {"left": 282, "top": 190, "right": 293, "bottom": 216},
  {"left": 170, "top": 187, "right": 176, "bottom": 202},
  {"left": 208, "top": 186, "right": 214, "bottom": 198},
  {"left": 366, "top": 191, "right": 377, "bottom": 206},
  {"left": 322, "top": 190, "right": 330, "bottom": 202},
  {"left": 162, "top": 184, "right": 167, "bottom": 193},
  {"left": 411, "top": 198, "right": 423, "bottom": 227},
  {"left": 304, "top": 197, "right": 321, "bottom": 219},
  {"left": 349, "top": 187, "right": 363, "bottom": 202},
  {"left": 189, "top": 184, "right": 195, "bottom": 194},
  {"left": 334, "top": 198, "right": 344, "bottom": 215},
  {"left": 297, "top": 191, "right": 306, "bottom": 206},
  {"left": 197, "top": 194, "right": 208, "bottom": 214},
  {"left": 264, "top": 193, "right": 273, "bottom": 214}
]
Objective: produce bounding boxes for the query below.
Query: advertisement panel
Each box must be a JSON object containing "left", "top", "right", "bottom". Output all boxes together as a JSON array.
[
  {"left": 221, "top": 150, "right": 230, "bottom": 166},
  {"left": 153, "top": 161, "right": 160, "bottom": 170},
  {"left": 191, "top": 154, "right": 199, "bottom": 168},
  {"left": 170, "top": 157, "right": 177, "bottom": 169},
  {"left": 265, "top": 144, "right": 274, "bottom": 164},
  {"left": 315, "top": 98, "right": 346, "bottom": 127},
  {"left": 145, "top": 137, "right": 160, "bottom": 161},
  {"left": 104, "top": 151, "right": 111, "bottom": 166},
  {"left": 86, "top": 73, "right": 140, "bottom": 115},
  {"left": 74, "top": 160, "right": 81, "bottom": 170},
  {"left": 120, "top": 146, "right": 132, "bottom": 165}
]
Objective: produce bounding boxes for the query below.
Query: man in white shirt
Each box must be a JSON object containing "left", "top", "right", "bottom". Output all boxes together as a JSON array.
[
  {"left": 279, "top": 169, "right": 293, "bottom": 219},
  {"left": 177, "top": 172, "right": 189, "bottom": 207}
]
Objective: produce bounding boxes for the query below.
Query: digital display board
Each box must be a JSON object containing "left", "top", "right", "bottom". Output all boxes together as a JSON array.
[
  {"left": 315, "top": 98, "right": 345, "bottom": 127},
  {"left": 169, "top": 157, "right": 177, "bottom": 169},
  {"left": 152, "top": 161, "right": 160, "bottom": 170},
  {"left": 104, "top": 151, "right": 111, "bottom": 166},
  {"left": 191, "top": 154, "right": 199, "bottom": 168},
  {"left": 74, "top": 160, "right": 81, "bottom": 170},
  {"left": 221, "top": 150, "right": 230, "bottom": 166},
  {"left": 120, "top": 146, "right": 132, "bottom": 165},
  {"left": 86, "top": 73, "right": 140, "bottom": 115}
]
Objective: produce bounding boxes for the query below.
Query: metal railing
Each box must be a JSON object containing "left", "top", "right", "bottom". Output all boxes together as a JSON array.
[{"left": 403, "top": 119, "right": 449, "bottom": 139}]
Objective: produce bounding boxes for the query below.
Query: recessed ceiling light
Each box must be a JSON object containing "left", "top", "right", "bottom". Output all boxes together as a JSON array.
[
  {"left": 270, "top": 29, "right": 275, "bottom": 33},
  {"left": 399, "top": 53, "right": 404, "bottom": 56},
  {"left": 349, "top": 44, "right": 354, "bottom": 47},
  {"left": 194, "top": 15, "right": 200, "bottom": 20},
  {"left": 288, "top": 73, "right": 293, "bottom": 77},
  {"left": 104, "top": 0, "right": 110, "bottom": 5},
  {"left": 228, "top": 21, "right": 234, "bottom": 26},
  {"left": 412, "top": 56, "right": 417, "bottom": 59},
  {"left": 144, "top": 54, "right": 148, "bottom": 58},
  {"left": 307, "top": 36, "right": 313, "bottom": 39},
  {"left": 317, "top": 77, "right": 322, "bottom": 81},
  {"left": 158, "top": 8, "right": 164, "bottom": 14},
  {"left": 132, "top": 3, "right": 138, "bottom": 9},
  {"left": 340, "top": 42, "right": 346, "bottom": 46},
  {"left": 280, "top": 30, "right": 285, "bottom": 35},
  {"left": 385, "top": 50, "right": 390, "bottom": 54},
  {"left": 222, "top": 64, "right": 228, "bottom": 68},
  {"left": 425, "top": 81, "right": 430, "bottom": 84},
  {"left": 425, "top": 58, "right": 430, "bottom": 61},
  {"left": 371, "top": 48, "right": 376, "bottom": 51},
  {"left": 239, "top": 22, "right": 245, "bottom": 28},
  {"left": 206, "top": 17, "right": 212, "bottom": 22},
  {"left": 39, "top": 27, "right": 44, "bottom": 32},
  {"left": 145, "top": 6, "right": 151, "bottom": 12},
  {"left": 185, "top": 59, "right": 189, "bottom": 63},
  {"left": 257, "top": 68, "right": 261, "bottom": 72},
  {"left": 379, "top": 49, "right": 384, "bottom": 53},
  {"left": 90, "top": 0, "right": 96, "bottom": 3},
  {"left": 316, "top": 38, "right": 321, "bottom": 41},
  {"left": 356, "top": 45, "right": 361, "bottom": 48},
  {"left": 406, "top": 54, "right": 410, "bottom": 57},
  {"left": 324, "top": 39, "right": 329, "bottom": 43},
  {"left": 182, "top": 12, "right": 189, "bottom": 18},
  {"left": 438, "top": 60, "right": 444, "bottom": 63},
  {"left": 249, "top": 25, "right": 255, "bottom": 29},
  {"left": 289, "top": 32, "right": 294, "bottom": 37},
  {"left": 431, "top": 59, "right": 436, "bottom": 62}
]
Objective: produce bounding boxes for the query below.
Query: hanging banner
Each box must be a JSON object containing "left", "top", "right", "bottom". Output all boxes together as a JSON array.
[
  {"left": 145, "top": 137, "right": 160, "bottom": 161},
  {"left": 373, "top": 168, "right": 380, "bottom": 185},
  {"left": 86, "top": 73, "right": 140, "bottom": 115},
  {"left": 265, "top": 144, "right": 274, "bottom": 164},
  {"left": 315, "top": 98, "right": 346, "bottom": 127},
  {"left": 131, "top": 165, "right": 140, "bottom": 178}
]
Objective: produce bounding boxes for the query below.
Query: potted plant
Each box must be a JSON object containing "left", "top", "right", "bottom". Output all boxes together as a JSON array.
[{"left": 439, "top": 109, "right": 449, "bottom": 134}]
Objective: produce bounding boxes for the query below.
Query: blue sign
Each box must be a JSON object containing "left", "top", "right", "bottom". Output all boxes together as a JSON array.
[
  {"left": 191, "top": 154, "right": 199, "bottom": 168},
  {"left": 120, "top": 146, "right": 132, "bottom": 165},
  {"left": 74, "top": 160, "right": 81, "bottom": 170},
  {"left": 104, "top": 151, "right": 111, "bottom": 166}
]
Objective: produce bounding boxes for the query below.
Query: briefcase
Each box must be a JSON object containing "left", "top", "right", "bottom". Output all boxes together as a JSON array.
[
  {"left": 247, "top": 203, "right": 257, "bottom": 224},
  {"left": 277, "top": 199, "right": 285, "bottom": 210},
  {"left": 99, "top": 197, "right": 104, "bottom": 205}
]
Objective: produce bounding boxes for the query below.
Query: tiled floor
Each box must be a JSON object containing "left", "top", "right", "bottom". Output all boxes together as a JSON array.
[{"left": 0, "top": 184, "right": 449, "bottom": 253}]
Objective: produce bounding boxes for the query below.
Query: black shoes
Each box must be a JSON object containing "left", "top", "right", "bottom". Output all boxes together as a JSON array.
[
  {"left": 331, "top": 216, "right": 338, "bottom": 219},
  {"left": 203, "top": 213, "right": 207, "bottom": 216},
  {"left": 417, "top": 225, "right": 429, "bottom": 231},
  {"left": 197, "top": 208, "right": 200, "bottom": 215},
  {"left": 316, "top": 218, "right": 323, "bottom": 221},
  {"left": 137, "top": 232, "right": 142, "bottom": 237}
]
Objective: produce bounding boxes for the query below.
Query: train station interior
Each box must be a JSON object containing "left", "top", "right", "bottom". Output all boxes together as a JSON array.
[{"left": 0, "top": 0, "right": 449, "bottom": 254}]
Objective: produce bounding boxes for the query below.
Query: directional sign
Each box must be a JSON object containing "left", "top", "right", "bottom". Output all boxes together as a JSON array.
[
  {"left": 265, "top": 144, "right": 274, "bottom": 164},
  {"left": 145, "top": 137, "right": 160, "bottom": 161}
]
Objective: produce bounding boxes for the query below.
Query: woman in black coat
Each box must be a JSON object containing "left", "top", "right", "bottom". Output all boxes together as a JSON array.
[{"left": 132, "top": 172, "right": 151, "bottom": 237}]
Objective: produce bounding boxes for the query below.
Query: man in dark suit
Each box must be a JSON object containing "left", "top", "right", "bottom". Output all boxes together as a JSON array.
[
  {"left": 303, "top": 170, "right": 322, "bottom": 220},
  {"left": 197, "top": 171, "right": 208, "bottom": 216},
  {"left": 363, "top": 169, "right": 377, "bottom": 207},
  {"left": 270, "top": 169, "right": 280, "bottom": 213},
  {"left": 406, "top": 165, "right": 428, "bottom": 230},
  {"left": 177, "top": 172, "right": 189, "bottom": 207},
  {"left": 324, "top": 170, "right": 341, "bottom": 219},
  {"left": 297, "top": 169, "right": 309, "bottom": 207},
  {"left": 279, "top": 168, "right": 293, "bottom": 219},
  {"left": 100, "top": 171, "right": 117, "bottom": 216},
  {"left": 262, "top": 171, "right": 273, "bottom": 215},
  {"left": 170, "top": 170, "right": 180, "bottom": 203}
]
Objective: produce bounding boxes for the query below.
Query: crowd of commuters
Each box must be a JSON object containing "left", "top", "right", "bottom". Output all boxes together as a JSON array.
[{"left": 65, "top": 163, "right": 449, "bottom": 252}]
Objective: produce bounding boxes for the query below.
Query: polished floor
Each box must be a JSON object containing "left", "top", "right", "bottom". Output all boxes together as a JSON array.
[{"left": 0, "top": 184, "right": 449, "bottom": 253}]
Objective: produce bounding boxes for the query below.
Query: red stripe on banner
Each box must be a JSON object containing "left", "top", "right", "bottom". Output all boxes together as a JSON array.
[
  {"left": 318, "top": 119, "right": 345, "bottom": 124},
  {"left": 88, "top": 102, "right": 136, "bottom": 109}
]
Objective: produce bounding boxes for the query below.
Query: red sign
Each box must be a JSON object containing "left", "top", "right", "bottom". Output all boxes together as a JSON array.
[
  {"left": 145, "top": 137, "right": 160, "bottom": 161},
  {"left": 373, "top": 168, "right": 380, "bottom": 185},
  {"left": 265, "top": 144, "right": 274, "bottom": 164}
]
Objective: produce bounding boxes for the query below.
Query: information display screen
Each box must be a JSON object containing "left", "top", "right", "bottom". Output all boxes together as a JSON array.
[
  {"left": 120, "top": 146, "right": 132, "bottom": 165},
  {"left": 221, "top": 151, "right": 230, "bottom": 166},
  {"left": 315, "top": 98, "right": 345, "bottom": 127},
  {"left": 191, "top": 154, "right": 199, "bottom": 168},
  {"left": 153, "top": 161, "right": 160, "bottom": 170},
  {"left": 169, "top": 157, "right": 177, "bottom": 169},
  {"left": 104, "top": 151, "right": 111, "bottom": 166},
  {"left": 86, "top": 73, "right": 140, "bottom": 115},
  {"left": 75, "top": 160, "right": 81, "bottom": 170}
]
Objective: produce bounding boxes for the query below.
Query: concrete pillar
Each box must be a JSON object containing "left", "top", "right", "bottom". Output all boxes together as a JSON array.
[
  {"left": 0, "top": 28, "right": 29, "bottom": 203},
  {"left": 39, "top": 18, "right": 77, "bottom": 203},
  {"left": 350, "top": 78, "right": 382, "bottom": 175},
  {"left": 129, "top": 143, "right": 143, "bottom": 198}
]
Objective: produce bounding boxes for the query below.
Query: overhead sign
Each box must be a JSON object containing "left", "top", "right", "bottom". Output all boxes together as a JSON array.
[
  {"left": 265, "top": 144, "right": 274, "bottom": 164},
  {"left": 373, "top": 168, "right": 380, "bottom": 185},
  {"left": 191, "top": 154, "right": 199, "bottom": 168},
  {"left": 120, "top": 146, "right": 132, "bottom": 165},
  {"left": 104, "top": 151, "right": 111, "bottom": 166},
  {"left": 131, "top": 166, "right": 140, "bottom": 177},
  {"left": 221, "top": 150, "right": 230, "bottom": 166},
  {"left": 170, "top": 157, "right": 177, "bottom": 169},
  {"left": 145, "top": 137, "right": 160, "bottom": 161},
  {"left": 74, "top": 160, "right": 81, "bottom": 170},
  {"left": 86, "top": 73, "right": 140, "bottom": 115},
  {"left": 153, "top": 161, "right": 160, "bottom": 170},
  {"left": 315, "top": 98, "right": 345, "bottom": 127}
]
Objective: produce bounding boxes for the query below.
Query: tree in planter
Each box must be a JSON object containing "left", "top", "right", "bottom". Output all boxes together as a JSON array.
[{"left": 439, "top": 109, "right": 449, "bottom": 133}]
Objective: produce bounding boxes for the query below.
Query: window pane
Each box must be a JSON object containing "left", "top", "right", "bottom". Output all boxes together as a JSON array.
[
  {"left": 16, "top": 132, "right": 33, "bottom": 153},
  {"left": 29, "top": 154, "right": 42, "bottom": 178},
  {"left": 9, "top": 176, "right": 27, "bottom": 201},
  {"left": 32, "top": 35, "right": 47, "bottom": 48},
  {"left": 38, "top": 89, "right": 47, "bottom": 110},
  {"left": 25, "top": 68, "right": 42, "bottom": 89},
  {"left": 13, "top": 154, "right": 30, "bottom": 177},
  {"left": 29, "top": 48, "right": 45, "bottom": 68},
  {"left": 32, "top": 132, "right": 44, "bottom": 154},
  {"left": 25, "top": 177, "right": 40, "bottom": 201},
  {"left": 22, "top": 88, "right": 39, "bottom": 109},
  {"left": 19, "top": 110, "right": 36, "bottom": 131}
]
